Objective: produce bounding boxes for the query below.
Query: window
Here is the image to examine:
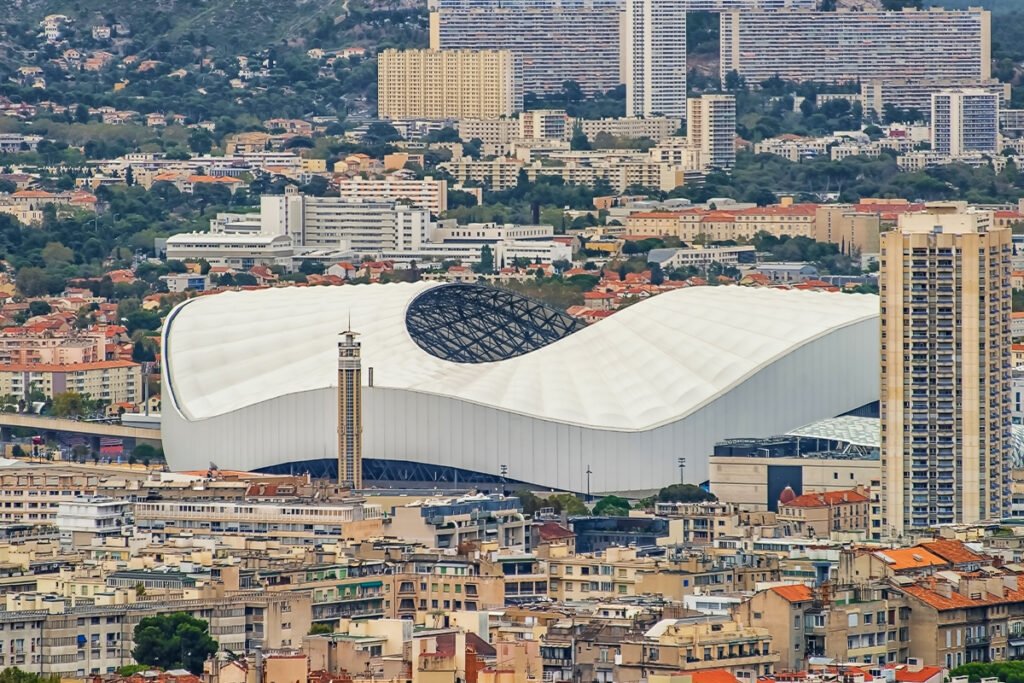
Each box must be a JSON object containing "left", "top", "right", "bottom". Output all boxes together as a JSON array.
[{"left": 848, "top": 613, "right": 859, "bottom": 627}]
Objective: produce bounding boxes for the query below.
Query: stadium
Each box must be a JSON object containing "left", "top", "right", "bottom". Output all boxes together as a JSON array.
[{"left": 161, "top": 282, "right": 880, "bottom": 493}]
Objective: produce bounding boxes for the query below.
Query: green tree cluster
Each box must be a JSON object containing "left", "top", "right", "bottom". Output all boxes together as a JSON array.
[{"left": 132, "top": 612, "right": 218, "bottom": 674}]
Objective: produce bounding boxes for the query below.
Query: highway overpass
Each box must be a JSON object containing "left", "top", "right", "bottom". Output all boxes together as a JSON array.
[{"left": 0, "top": 413, "right": 161, "bottom": 447}]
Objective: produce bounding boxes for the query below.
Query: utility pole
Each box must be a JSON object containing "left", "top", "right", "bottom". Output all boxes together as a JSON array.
[{"left": 585, "top": 465, "right": 592, "bottom": 501}]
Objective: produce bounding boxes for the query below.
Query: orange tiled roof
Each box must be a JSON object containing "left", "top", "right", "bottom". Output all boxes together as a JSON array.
[
  {"left": 690, "top": 671, "right": 741, "bottom": 683},
  {"left": 901, "top": 575, "right": 1024, "bottom": 611},
  {"left": 769, "top": 584, "right": 814, "bottom": 603},
  {"left": 893, "top": 666, "right": 944, "bottom": 683},
  {"left": 874, "top": 547, "right": 947, "bottom": 571}
]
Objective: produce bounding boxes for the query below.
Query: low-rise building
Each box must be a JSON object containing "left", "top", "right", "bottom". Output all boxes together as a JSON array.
[{"left": 777, "top": 487, "right": 871, "bottom": 538}]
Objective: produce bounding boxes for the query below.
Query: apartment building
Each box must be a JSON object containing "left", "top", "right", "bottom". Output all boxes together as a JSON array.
[
  {"left": 880, "top": 203, "right": 1013, "bottom": 533},
  {"left": 776, "top": 488, "right": 871, "bottom": 538},
  {"left": 573, "top": 116, "right": 681, "bottom": 142},
  {"left": 895, "top": 572, "right": 1024, "bottom": 668},
  {"left": 386, "top": 494, "right": 528, "bottom": 551},
  {"left": 260, "top": 188, "right": 434, "bottom": 252},
  {"left": 133, "top": 499, "right": 385, "bottom": 545},
  {"left": 429, "top": 0, "right": 622, "bottom": 94},
  {"left": 393, "top": 553, "right": 505, "bottom": 621},
  {"left": 624, "top": 0, "right": 687, "bottom": 118},
  {"left": 545, "top": 545, "right": 659, "bottom": 601},
  {"left": 0, "top": 591, "right": 310, "bottom": 676},
  {"left": 720, "top": 8, "right": 990, "bottom": 86},
  {"left": 260, "top": 561, "right": 392, "bottom": 624},
  {"left": 438, "top": 157, "right": 524, "bottom": 190},
  {"left": 931, "top": 89, "right": 1000, "bottom": 157},
  {"left": 862, "top": 79, "right": 1008, "bottom": 121},
  {"left": 0, "top": 331, "right": 105, "bottom": 366},
  {"left": 0, "top": 361, "right": 141, "bottom": 406},
  {"left": 814, "top": 205, "right": 884, "bottom": 256},
  {"left": 378, "top": 49, "right": 523, "bottom": 120},
  {"left": 618, "top": 618, "right": 778, "bottom": 680},
  {"left": 686, "top": 95, "right": 737, "bottom": 170},
  {"left": 740, "top": 584, "right": 911, "bottom": 670},
  {"left": 335, "top": 176, "right": 448, "bottom": 214}
]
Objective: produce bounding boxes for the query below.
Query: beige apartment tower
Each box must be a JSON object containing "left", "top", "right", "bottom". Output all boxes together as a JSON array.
[
  {"left": 686, "top": 94, "right": 736, "bottom": 170},
  {"left": 880, "top": 202, "right": 1012, "bottom": 535},
  {"left": 337, "top": 330, "right": 363, "bottom": 489},
  {"left": 377, "top": 48, "right": 523, "bottom": 120}
]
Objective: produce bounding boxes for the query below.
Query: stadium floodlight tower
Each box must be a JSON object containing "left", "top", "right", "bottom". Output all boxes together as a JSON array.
[{"left": 337, "top": 327, "right": 363, "bottom": 490}]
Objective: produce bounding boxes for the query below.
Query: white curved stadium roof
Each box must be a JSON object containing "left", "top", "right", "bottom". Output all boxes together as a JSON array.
[{"left": 163, "top": 283, "right": 880, "bottom": 492}]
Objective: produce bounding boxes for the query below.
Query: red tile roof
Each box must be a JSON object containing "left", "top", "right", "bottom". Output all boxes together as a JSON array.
[
  {"left": 782, "top": 489, "right": 868, "bottom": 507},
  {"left": 900, "top": 575, "right": 1024, "bottom": 611},
  {"left": 690, "top": 671, "right": 741, "bottom": 683},
  {"left": 917, "top": 539, "right": 986, "bottom": 565},
  {"left": 893, "top": 666, "right": 944, "bottom": 683},
  {"left": 769, "top": 584, "right": 814, "bottom": 603},
  {"left": 536, "top": 521, "right": 575, "bottom": 542}
]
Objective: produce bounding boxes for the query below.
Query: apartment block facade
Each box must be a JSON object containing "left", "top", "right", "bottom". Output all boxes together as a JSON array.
[
  {"left": 0, "top": 361, "right": 141, "bottom": 406},
  {"left": 378, "top": 48, "right": 523, "bottom": 120},
  {"left": 880, "top": 203, "right": 1013, "bottom": 534},
  {"left": 428, "top": 0, "right": 622, "bottom": 94},
  {"left": 335, "top": 176, "right": 448, "bottom": 215},
  {"left": 686, "top": 94, "right": 737, "bottom": 170},
  {"left": 624, "top": 0, "right": 687, "bottom": 118},
  {"left": 260, "top": 188, "right": 434, "bottom": 253},
  {"left": 931, "top": 89, "right": 1000, "bottom": 157},
  {"left": 720, "top": 8, "right": 990, "bottom": 86}
]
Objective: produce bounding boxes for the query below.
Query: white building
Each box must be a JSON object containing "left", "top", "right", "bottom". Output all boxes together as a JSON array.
[
  {"left": 335, "top": 176, "right": 448, "bottom": 214},
  {"left": 260, "top": 187, "right": 433, "bottom": 253},
  {"left": 161, "top": 284, "right": 880, "bottom": 491},
  {"left": 160, "top": 273, "right": 210, "bottom": 293},
  {"left": 164, "top": 233, "right": 295, "bottom": 269},
  {"left": 931, "top": 88, "right": 999, "bottom": 157},
  {"left": 56, "top": 497, "right": 132, "bottom": 548},
  {"left": 625, "top": 0, "right": 687, "bottom": 119}
]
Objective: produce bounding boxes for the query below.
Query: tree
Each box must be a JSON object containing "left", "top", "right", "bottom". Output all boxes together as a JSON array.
[
  {"left": 592, "top": 495, "right": 631, "bottom": 516},
  {"left": 51, "top": 392, "right": 89, "bottom": 418},
  {"left": 28, "top": 300, "right": 52, "bottom": 317},
  {"left": 309, "top": 623, "right": 334, "bottom": 635},
  {"left": 188, "top": 128, "right": 214, "bottom": 155},
  {"left": 132, "top": 612, "right": 218, "bottom": 674},
  {"left": 548, "top": 493, "right": 588, "bottom": 516},
  {"left": 41, "top": 242, "right": 74, "bottom": 268},
  {"left": 473, "top": 245, "right": 494, "bottom": 274},
  {"left": 570, "top": 124, "right": 591, "bottom": 151},
  {"left": 657, "top": 483, "right": 716, "bottom": 503},
  {"left": 0, "top": 669, "right": 60, "bottom": 683}
]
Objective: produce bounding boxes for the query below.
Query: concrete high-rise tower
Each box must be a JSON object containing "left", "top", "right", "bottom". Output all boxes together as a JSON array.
[
  {"left": 930, "top": 88, "right": 999, "bottom": 157},
  {"left": 337, "top": 329, "right": 363, "bottom": 489},
  {"left": 880, "top": 202, "right": 1012, "bottom": 536},
  {"left": 624, "top": 0, "right": 687, "bottom": 119},
  {"left": 687, "top": 94, "right": 737, "bottom": 170}
]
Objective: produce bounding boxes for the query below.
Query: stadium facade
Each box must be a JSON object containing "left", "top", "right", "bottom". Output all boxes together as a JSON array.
[{"left": 162, "top": 283, "right": 880, "bottom": 492}]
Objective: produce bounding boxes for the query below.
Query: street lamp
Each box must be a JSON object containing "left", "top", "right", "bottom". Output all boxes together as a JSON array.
[
  {"left": 499, "top": 463, "right": 508, "bottom": 489},
  {"left": 586, "top": 465, "right": 593, "bottom": 500},
  {"left": 677, "top": 457, "right": 686, "bottom": 484}
]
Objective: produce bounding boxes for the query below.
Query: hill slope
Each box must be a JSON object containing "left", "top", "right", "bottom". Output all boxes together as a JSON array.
[{"left": 7, "top": 0, "right": 426, "bottom": 56}]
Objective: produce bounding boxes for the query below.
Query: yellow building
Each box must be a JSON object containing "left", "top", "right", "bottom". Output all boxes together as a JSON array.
[
  {"left": 378, "top": 48, "right": 523, "bottom": 120},
  {"left": 880, "top": 202, "right": 1012, "bottom": 533},
  {"left": 545, "top": 545, "right": 656, "bottom": 601},
  {"left": 0, "top": 360, "right": 141, "bottom": 405}
]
